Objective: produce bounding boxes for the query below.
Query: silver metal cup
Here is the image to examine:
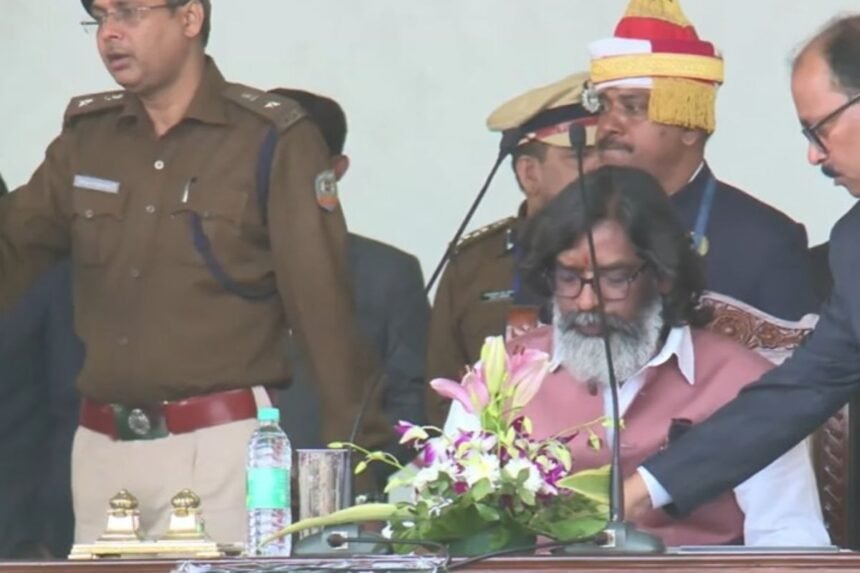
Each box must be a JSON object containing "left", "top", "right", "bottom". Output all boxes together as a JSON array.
[{"left": 296, "top": 449, "right": 352, "bottom": 539}]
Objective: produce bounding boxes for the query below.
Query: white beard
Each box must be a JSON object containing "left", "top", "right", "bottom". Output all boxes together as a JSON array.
[{"left": 552, "top": 294, "right": 665, "bottom": 387}]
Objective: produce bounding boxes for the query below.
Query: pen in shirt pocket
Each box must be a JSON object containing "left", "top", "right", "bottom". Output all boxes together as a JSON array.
[{"left": 181, "top": 177, "right": 197, "bottom": 204}]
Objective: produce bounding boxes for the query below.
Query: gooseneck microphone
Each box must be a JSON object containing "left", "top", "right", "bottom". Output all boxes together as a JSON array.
[
  {"left": 326, "top": 532, "right": 449, "bottom": 556},
  {"left": 424, "top": 130, "right": 522, "bottom": 295},
  {"left": 568, "top": 124, "right": 623, "bottom": 521},
  {"left": 563, "top": 123, "right": 664, "bottom": 554}
]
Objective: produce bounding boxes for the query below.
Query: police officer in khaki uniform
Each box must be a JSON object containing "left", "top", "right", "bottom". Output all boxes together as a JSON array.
[
  {"left": 425, "top": 73, "right": 599, "bottom": 426},
  {"left": 0, "top": 0, "right": 390, "bottom": 544}
]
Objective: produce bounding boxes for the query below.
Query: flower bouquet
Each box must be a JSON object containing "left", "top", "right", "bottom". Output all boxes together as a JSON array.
[{"left": 266, "top": 337, "right": 609, "bottom": 555}]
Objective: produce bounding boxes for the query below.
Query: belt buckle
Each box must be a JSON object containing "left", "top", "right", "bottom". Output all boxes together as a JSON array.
[{"left": 111, "top": 404, "right": 169, "bottom": 441}]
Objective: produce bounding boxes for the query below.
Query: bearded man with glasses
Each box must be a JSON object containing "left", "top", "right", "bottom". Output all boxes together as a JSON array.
[
  {"left": 0, "top": 0, "right": 393, "bottom": 545},
  {"left": 442, "top": 165, "right": 828, "bottom": 546}
]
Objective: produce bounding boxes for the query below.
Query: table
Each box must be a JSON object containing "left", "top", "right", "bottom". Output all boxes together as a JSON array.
[{"left": 2, "top": 553, "right": 860, "bottom": 573}]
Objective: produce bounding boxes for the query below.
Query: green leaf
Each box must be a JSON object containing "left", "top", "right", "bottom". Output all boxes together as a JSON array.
[
  {"left": 384, "top": 474, "right": 413, "bottom": 494},
  {"left": 515, "top": 468, "right": 530, "bottom": 486},
  {"left": 475, "top": 503, "right": 501, "bottom": 523},
  {"left": 519, "top": 488, "right": 536, "bottom": 506},
  {"left": 543, "top": 516, "right": 608, "bottom": 541},
  {"left": 470, "top": 478, "right": 493, "bottom": 502},
  {"left": 557, "top": 465, "right": 611, "bottom": 504},
  {"left": 261, "top": 503, "right": 399, "bottom": 546}
]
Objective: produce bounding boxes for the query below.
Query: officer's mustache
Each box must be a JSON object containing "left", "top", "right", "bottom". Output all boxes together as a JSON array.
[
  {"left": 821, "top": 164, "right": 841, "bottom": 179},
  {"left": 597, "top": 136, "right": 634, "bottom": 154}
]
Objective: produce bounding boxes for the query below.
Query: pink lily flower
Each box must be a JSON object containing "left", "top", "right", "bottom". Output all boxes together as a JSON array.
[
  {"left": 506, "top": 348, "right": 550, "bottom": 409},
  {"left": 430, "top": 369, "right": 490, "bottom": 414}
]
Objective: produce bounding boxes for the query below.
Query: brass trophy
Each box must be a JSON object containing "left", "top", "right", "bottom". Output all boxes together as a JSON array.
[{"left": 69, "top": 489, "right": 223, "bottom": 559}]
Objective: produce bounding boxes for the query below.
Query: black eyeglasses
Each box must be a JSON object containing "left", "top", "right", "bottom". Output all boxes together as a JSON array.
[
  {"left": 81, "top": 1, "right": 190, "bottom": 34},
  {"left": 801, "top": 91, "right": 860, "bottom": 154},
  {"left": 548, "top": 262, "right": 648, "bottom": 302}
]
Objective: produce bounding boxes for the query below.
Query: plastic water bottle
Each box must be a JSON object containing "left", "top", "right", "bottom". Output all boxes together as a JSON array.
[{"left": 246, "top": 407, "right": 292, "bottom": 556}]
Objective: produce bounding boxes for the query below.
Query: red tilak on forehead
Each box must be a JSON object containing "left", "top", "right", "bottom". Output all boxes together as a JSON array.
[{"left": 561, "top": 248, "right": 592, "bottom": 268}]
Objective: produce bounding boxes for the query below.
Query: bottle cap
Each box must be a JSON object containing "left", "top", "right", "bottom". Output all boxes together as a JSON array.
[{"left": 257, "top": 407, "right": 280, "bottom": 423}]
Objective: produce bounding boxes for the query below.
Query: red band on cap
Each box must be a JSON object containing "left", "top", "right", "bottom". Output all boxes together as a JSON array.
[
  {"left": 649, "top": 39, "right": 717, "bottom": 57},
  {"left": 615, "top": 17, "right": 699, "bottom": 42}
]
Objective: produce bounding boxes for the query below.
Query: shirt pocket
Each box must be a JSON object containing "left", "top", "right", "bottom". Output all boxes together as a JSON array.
[
  {"left": 461, "top": 299, "right": 511, "bottom": 361},
  {"left": 71, "top": 188, "right": 128, "bottom": 266},
  {"left": 168, "top": 186, "right": 251, "bottom": 266}
]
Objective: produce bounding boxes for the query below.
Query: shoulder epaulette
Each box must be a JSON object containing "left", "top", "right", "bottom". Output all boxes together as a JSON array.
[
  {"left": 223, "top": 84, "right": 306, "bottom": 133},
  {"left": 454, "top": 216, "right": 516, "bottom": 255},
  {"left": 64, "top": 90, "right": 126, "bottom": 123}
]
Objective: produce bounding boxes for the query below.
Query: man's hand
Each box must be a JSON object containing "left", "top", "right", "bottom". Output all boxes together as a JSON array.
[{"left": 624, "top": 472, "right": 654, "bottom": 519}]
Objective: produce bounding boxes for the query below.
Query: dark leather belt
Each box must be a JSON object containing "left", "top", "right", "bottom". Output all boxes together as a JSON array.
[{"left": 80, "top": 387, "right": 263, "bottom": 441}]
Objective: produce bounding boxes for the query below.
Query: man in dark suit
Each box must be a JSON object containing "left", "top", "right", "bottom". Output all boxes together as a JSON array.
[
  {"left": 0, "top": 174, "right": 82, "bottom": 558},
  {"left": 623, "top": 14, "right": 860, "bottom": 524},
  {"left": 809, "top": 242, "right": 833, "bottom": 304},
  {"left": 270, "top": 89, "right": 430, "bottom": 471},
  {"left": 0, "top": 259, "right": 81, "bottom": 557},
  {"left": 0, "top": 173, "right": 46, "bottom": 558},
  {"left": 589, "top": 0, "right": 817, "bottom": 321}
]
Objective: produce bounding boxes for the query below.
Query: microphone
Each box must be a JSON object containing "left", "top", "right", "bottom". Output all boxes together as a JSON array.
[
  {"left": 326, "top": 532, "right": 449, "bottom": 556},
  {"left": 296, "top": 529, "right": 451, "bottom": 557},
  {"left": 424, "top": 130, "right": 521, "bottom": 295},
  {"left": 561, "top": 123, "right": 665, "bottom": 554}
]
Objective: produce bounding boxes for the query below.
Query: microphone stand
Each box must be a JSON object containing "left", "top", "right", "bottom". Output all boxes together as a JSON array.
[
  {"left": 424, "top": 131, "right": 521, "bottom": 295},
  {"left": 560, "top": 124, "right": 664, "bottom": 554}
]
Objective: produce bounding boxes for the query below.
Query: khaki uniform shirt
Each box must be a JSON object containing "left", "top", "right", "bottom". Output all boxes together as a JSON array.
[
  {"left": 0, "top": 58, "right": 391, "bottom": 450},
  {"left": 425, "top": 216, "right": 520, "bottom": 426}
]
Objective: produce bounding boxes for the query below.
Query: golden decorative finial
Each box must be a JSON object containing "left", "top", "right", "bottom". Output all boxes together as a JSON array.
[
  {"left": 97, "top": 490, "right": 144, "bottom": 542},
  {"left": 70, "top": 488, "right": 223, "bottom": 559},
  {"left": 109, "top": 489, "right": 139, "bottom": 513},
  {"left": 160, "top": 489, "right": 210, "bottom": 542},
  {"left": 170, "top": 489, "right": 201, "bottom": 516}
]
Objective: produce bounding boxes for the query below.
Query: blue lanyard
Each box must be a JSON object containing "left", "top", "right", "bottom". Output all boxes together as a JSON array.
[
  {"left": 510, "top": 228, "right": 523, "bottom": 298},
  {"left": 692, "top": 174, "right": 717, "bottom": 253}
]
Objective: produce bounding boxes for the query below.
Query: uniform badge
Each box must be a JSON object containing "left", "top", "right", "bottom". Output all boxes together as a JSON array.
[
  {"left": 73, "top": 174, "right": 120, "bottom": 194},
  {"left": 581, "top": 80, "right": 602, "bottom": 114},
  {"left": 315, "top": 169, "right": 339, "bottom": 212},
  {"left": 481, "top": 289, "right": 514, "bottom": 303}
]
